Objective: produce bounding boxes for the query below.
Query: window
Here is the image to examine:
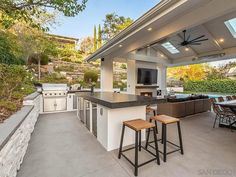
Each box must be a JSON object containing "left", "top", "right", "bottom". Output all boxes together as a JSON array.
[
  {"left": 161, "top": 42, "right": 180, "bottom": 54},
  {"left": 225, "top": 17, "right": 236, "bottom": 38}
]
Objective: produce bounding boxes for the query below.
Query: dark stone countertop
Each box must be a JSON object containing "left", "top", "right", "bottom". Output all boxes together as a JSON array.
[{"left": 76, "top": 92, "right": 166, "bottom": 109}]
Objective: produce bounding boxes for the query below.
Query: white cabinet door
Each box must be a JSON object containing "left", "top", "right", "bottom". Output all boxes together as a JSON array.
[
  {"left": 55, "top": 98, "right": 67, "bottom": 111},
  {"left": 43, "top": 98, "right": 56, "bottom": 112}
]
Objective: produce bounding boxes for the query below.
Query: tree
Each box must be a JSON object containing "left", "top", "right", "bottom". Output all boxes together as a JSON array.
[
  {"left": 167, "top": 64, "right": 207, "bottom": 81},
  {"left": 98, "top": 24, "right": 102, "bottom": 48},
  {"left": 0, "top": 0, "right": 88, "bottom": 30},
  {"left": 102, "top": 13, "right": 133, "bottom": 41},
  {"left": 80, "top": 37, "right": 94, "bottom": 55},
  {"left": 93, "top": 25, "right": 97, "bottom": 51}
]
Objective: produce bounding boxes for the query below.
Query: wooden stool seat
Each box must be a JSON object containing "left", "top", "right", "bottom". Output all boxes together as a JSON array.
[
  {"left": 151, "top": 115, "right": 179, "bottom": 124},
  {"left": 124, "top": 119, "right": 155, "bottom": 131}
]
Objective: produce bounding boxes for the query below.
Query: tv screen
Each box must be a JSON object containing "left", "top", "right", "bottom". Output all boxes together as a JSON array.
[{"left": 137, "top": 68, "right": 157, "bottom": 85}]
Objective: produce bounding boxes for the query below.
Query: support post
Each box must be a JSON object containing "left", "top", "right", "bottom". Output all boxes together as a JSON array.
[{"left": 100, "top": 58, "right": 113, "bottom": 92}]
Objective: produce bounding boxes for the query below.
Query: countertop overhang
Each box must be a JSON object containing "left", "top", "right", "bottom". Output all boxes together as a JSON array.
[{"left": 76, "top": 92, "right": 166, "bottom": 109}]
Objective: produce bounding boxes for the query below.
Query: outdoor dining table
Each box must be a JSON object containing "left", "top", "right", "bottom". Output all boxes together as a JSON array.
[{"left": 216, "top": 100, "right": 236, "bottom": 129}]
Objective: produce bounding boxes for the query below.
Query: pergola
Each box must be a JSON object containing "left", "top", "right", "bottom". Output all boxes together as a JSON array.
[{"left": 86, "top": 0, "right": 236, "bottom": 95}]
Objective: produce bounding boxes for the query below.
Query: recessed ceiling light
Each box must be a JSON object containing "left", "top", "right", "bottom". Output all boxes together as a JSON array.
[
  {"left": 147, "top": 27, "right": 152, "bottom": 31},
  {"left": 160, "top": 54, "right": 164, "bottom": 57},
  {"left": 119, "top": 44, "right": 123, "bottom": 48},
  {"left": 218, "top": 38, "right": 224, "bottom": 43},
  {"left": 185, "top": 47, "right": 190, "bottom": 51}
]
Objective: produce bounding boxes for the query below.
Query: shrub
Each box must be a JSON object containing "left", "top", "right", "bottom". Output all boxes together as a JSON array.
[
  {"left": 41, "top": 73, "right": 68, "bottom": 84},
  {"left": 0, "top": 64, "right": 35, "bottom": 99},
  {"left": 28, "top": 53, "right": 49, "bottom": 65},
  {"left": 184, "top": 79, "right": 236, "bottom": 94},
  {"left": 84, "top": 70, "right": 98, "bottom": 83},
  {"left": 0, "top": 100, "right": 17, "bottom": 112}
]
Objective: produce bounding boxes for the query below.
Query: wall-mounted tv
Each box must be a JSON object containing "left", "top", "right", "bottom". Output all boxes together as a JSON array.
[{"left": 137, "top": 68, "right": 158, "bottom": 85}]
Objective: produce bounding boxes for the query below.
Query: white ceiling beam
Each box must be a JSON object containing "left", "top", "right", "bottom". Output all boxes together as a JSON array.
[{"left": 125, "top": 53, "right": 171, "bottom": 65}]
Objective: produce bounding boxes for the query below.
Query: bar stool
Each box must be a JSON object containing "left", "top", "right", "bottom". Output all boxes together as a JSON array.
[
  {"left": 118, "top": 119, "right": 160, "bottom": 176},
  {"left": 146, "top": 106, "right": 156, "bottom": 116},
  {"left": 145, "top": 115, "right": 184, "bottom": 162}
]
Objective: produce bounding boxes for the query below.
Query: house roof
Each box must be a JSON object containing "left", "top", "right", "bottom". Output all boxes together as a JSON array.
[{"left": 86, "top": 0, "right": 236, "bottom": 67}]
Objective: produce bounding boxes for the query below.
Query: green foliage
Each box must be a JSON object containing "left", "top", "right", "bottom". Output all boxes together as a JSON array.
[
  {"left": 54, "top": 65, "right": 74, "bottom": 72},
  {"left": 0, "top": 99, "right": 17, "bottom": 112},
  {"left": 113, "top": 81, "right": 127, "bottom": 91},
  {"left": 93, "top": 25, "right": 97, "bottom": 51},
  {"left": 57, "top": 44, "right": 83, "bottom": 63},
  {"left": 0, "top": 64, "right": 35, "bottom": 99},
  {"left": 102, "top": 13, "right": 133, "bottom": 41},
  {"left": 28, "top": 53, "right": 49, "bottom": 65},
  {"left": 120, "top": 63, "right": 127, "bottom": 69},
  {"left": 0, "top": 0, "right": 88, "bottom": 30},
  {"left": 0, "top": 30, "right": 25, "bottom": 65},
  {"left": 184, "top": 80, "right": 236, "bottom": 94},
  {"left": 40, "top": 73, "right": 68, "bottom": 84},
  {"left": 98, "top": 24, "right": 102, "bottom": 48},
  {"left": 84, "top": 70, "right": 98, "bottom": 83},
  {"left": 80, "top": 36, "right": 94, "bottom": 54}
]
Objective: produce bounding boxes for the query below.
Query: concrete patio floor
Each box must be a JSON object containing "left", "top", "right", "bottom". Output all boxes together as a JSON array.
[{"left": 17, "top": 111, "right": 236, "bottom": 177}]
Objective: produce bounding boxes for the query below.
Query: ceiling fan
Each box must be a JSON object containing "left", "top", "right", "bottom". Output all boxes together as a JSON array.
[{"left": 178, "top": 30, "right": 208, "bottom": 47}]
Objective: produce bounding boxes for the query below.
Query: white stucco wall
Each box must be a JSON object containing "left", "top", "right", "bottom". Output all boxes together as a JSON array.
[{"left": 100, "top": 58, "right": 113, "bottom": 92}]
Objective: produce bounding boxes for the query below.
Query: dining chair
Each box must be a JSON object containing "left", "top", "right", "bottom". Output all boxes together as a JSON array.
[
  {"left": 226, "top": 96, "right": 233, "bottom": 101},
  {"left": 218, "top": 97, "right": 224, "bottom": 102},
  {"left": 232, "top": 95, "right": 236, "bottom": 100},
  {"left": 210, "top": 98, "right": 224, "bottom": 128}
]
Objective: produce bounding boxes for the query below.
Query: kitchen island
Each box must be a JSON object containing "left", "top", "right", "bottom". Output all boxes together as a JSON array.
[{"left": 76, "top": 92, "right": 166, "bottom": 151}]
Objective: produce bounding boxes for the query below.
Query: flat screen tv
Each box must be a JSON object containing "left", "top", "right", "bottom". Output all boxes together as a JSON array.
[{"left": 137, "top": 68, "right": 157, "bottom": 85}]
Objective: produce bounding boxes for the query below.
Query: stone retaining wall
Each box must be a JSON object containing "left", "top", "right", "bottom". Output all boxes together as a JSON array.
[{"left": 0, "top": 92, "right": 40, "bottom": 177}]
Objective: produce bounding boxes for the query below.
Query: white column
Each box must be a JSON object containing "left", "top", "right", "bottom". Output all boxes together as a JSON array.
[
  {"left": 127, "top": 59, "right": 136, "bottom": 94},
  {"left": 100, "top": 58, "right": 113, "bottom": 92},
  {"left": 157, "top": 64, "right": 167, "bottom": 96}
]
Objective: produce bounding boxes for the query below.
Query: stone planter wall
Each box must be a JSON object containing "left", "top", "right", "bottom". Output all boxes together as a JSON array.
[{"left": 0, "top": 92, "right": 40, "bottom": 177}]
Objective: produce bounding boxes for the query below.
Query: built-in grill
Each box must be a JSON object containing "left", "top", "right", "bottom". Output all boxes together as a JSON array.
[{"left": 42, "top": 84, "right": 68, "bottom": 112}]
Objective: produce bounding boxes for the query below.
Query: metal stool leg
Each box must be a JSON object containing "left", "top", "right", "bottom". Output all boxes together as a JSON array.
[
  {"left": 155, "top": 120, "right": 158, "bottom": 134},
  {"left": 153, "top": 127, "right": 160, "bottom": 165},
  {"left": 177, "top": 122, "right": 184, "bottom": 155},
  {"left": 139, "top": 130, "right": 141, "bottom": 151},
  {"left": 145, "top": 119, "right": 152, "bottom": 149},
  {"left": 163, "top": 124, "right": 167, "bottom": 162},
  {"left": 134, "top": 131, "right": 139, "bottom": 176},
  {"left": 118, "top": 124, "right": 125, "bottom": 159},
  {"left": 161, "top": 123, "right": 164, "bottom": 144}
]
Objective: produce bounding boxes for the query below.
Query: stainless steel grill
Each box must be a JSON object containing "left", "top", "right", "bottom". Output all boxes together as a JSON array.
[{"left": 42, "top": 84, "right": 68, "bottom": 112}]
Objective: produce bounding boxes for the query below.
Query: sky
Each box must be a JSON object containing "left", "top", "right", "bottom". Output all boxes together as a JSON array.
[{"left": 49, "top": 0, "right": 160, "bottom": 39}]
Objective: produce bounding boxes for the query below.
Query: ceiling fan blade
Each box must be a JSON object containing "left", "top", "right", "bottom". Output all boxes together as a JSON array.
[
  {"left": 187, "top": 35, "right": 191, "bottom": 41},
  {"left": 190, "top": 43, "right": 201, "bottom": 45},
  {"left": 189, "top": 35, "right": 206, "bottom": 42},
  {"left": 183, "top": 30, "right": 186, "bottom": 41},
  {"left": 189, "top": 38, "right": 208, "bottom": 43}
]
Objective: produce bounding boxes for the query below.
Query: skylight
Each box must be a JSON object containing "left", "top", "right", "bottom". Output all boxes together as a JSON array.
[
  {"left": 161, "top": 42, "right": 180, "bottom": 54},
  {"left": 225, "top": 17, "right": 236, "bottom": 38}
]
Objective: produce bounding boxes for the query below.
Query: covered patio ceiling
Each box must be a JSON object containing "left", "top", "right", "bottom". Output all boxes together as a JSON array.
[{"left": 86, "top": 0, "right": 236, "bottom": 67}]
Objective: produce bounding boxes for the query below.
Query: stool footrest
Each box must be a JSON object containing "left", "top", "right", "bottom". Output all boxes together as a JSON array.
[
  {"left": 147, "top": 140, "right": 181, "bottom": 155},
  {"left": 120, "top": 145, "right": 158, "bottom": 168}
]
